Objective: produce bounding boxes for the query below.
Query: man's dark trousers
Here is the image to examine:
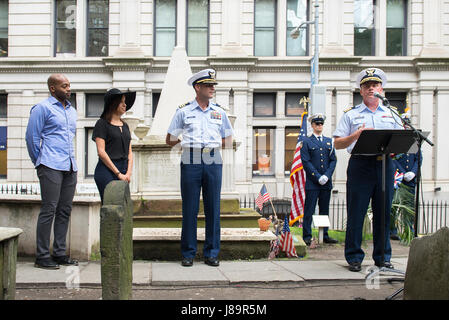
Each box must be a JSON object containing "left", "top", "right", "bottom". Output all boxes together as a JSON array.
[
  {"left": 345, "top": 156, "right": 394, "bottom": 265},
  {"left": 303, "top": 189, "right": 331, "bottom": 242},
  {"left": 180, "top": 149, "right": 222, "bottom": 259},
  {"left": 36, "top": 165, "right": 77, "bottom": 259}
]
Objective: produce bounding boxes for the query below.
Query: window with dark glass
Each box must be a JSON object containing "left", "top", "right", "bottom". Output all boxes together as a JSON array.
[
  {"left": 353, "top": 91, "right": 407, "bottom": 114},
  {"left": 0, "top": 94, "right": 6, "bottom": 118},
  {"left": 55, "top": 0, "right": 76, "bottom": 55},
  {"left": 0, "top": 94, "right": 6, "bottom": 178},
  {"left": 154, "top": 0, "right": 177, "bottom": 56},
  {"left": 285, "top": 92, "right": 308, "bottom": 116},
  {"left": 187, "top": 0, "right": 209, "bottom": 56},
  {"left": 253, "top": 127, "right": 275, "bottom": 176},
  {"left": 285, "top": 127, "right": 300, "bottom": 174},
  {"left": 0, "top": 0, "right": 8, "bottom": 57},
  {"left": 387, "top": 0, "right": 407, "bottom": 56},
  {"left": 253, "top": 93, "right": 276, "bottom": 117},
  {"left": 152, "top": 92, "right": 160, "bottom": 117},
  {"left": 286, "top": 0, "right": 308, "bottom": 56},
  {"left": 68, "top": 93, "right": 77, "bottom": 109},
  {"left": 386, "top": 92, "right": 407, "bottom": 114},
  {"left": 86, "top": 93, "right": 103, "bottom": 117},
  {"left": 254, "top": 0, "right": 276, "bottom": 56},
  {"left": 354, "top": 0, "right": 375, "bottom": 56},
  {"left": 87, "top": 0, "right": 109, "bottom": 56}
]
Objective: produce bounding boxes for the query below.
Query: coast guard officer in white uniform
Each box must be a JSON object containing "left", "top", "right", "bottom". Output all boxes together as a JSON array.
[{"left": 166, "top": 69, "right": 233, "bottom": 267}]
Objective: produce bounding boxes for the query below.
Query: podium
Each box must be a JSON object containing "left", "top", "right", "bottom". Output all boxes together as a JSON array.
[{"left": 352, "top": 129, "right": 417, "bottom": 278}]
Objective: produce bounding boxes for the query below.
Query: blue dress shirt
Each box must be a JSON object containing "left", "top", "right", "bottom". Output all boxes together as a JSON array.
[
  {"left": 25, "top": 96, "right": 78, "bottom": 172},
  {"left": 333, "top": 102, "right": 403, "bottom": 153},
  {"left": 167, "top": 99, "right": 233, "bottom": 148}
]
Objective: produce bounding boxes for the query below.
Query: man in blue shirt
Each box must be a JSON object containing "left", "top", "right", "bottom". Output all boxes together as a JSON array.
[
  {"left": 301, "top": 114, "right": 337, "bottom": 246},
  {"left": 166, "top": 69, "right": 233, "bottom": 267},
  {"left": 333, "top": 68, "right": 403, "bottom": 272},
  {"left": 25, "top": 74, "right": 78, "bottom": 269}
]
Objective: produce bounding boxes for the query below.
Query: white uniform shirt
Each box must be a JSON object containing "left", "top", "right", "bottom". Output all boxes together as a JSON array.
[{"left": 167, "top": 99, "right": 233, "bottom": 148}]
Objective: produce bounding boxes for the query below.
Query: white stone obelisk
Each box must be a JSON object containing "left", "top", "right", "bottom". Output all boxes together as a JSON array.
[{"left": 148, "top": 46, "right": 195, "bottom": 141}]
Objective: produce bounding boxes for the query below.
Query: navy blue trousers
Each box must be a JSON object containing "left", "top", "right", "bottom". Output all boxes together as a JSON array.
[
  {"left": 345, "top": 156, "right": 394, "bottom": 265},
  {"left": 303, "top": 189, "right": 331, "bottom": 242},
  {"left": 94, "top": 158, "right": 128, "bottom": 203},
  {"left": 180, "top": 149, "right": 222, "bottom": 259}
]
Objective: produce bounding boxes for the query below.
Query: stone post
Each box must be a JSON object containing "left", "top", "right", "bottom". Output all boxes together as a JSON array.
[
  {"left": 404, "top": 227, "right": 449, "bottom": 300},
  {"left": 0, "top": 227, "right": 23, "bottom": 300},
  {"left": 100, "top": 181, "right": 133, "bottom": 300}
]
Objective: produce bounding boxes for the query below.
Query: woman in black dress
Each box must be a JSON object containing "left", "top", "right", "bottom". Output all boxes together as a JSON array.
[{"left": 92, "top": 88, "right": 136, "bottom": 202}]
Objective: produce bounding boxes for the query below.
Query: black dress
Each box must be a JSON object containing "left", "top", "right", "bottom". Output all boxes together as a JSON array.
[{"left": 92, "top": 118, "right": 131, "bottom": 202}]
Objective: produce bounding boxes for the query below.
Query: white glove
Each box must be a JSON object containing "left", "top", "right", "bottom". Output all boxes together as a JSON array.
[
  {"left": 404, "top": 172, "right": 415, "bottom": 182},
  {"left": 318, "top": 175, "right": 328, "bottom": 185}
]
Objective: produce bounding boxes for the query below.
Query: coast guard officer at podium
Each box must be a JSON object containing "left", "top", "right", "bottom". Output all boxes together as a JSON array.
[
  {"left": 301, "top": 114, "right": 338, "bottom": 246},
  {"left": 166, "top": 69, "right": 233, "bottom": 267},
  {"left": 333, "top": 68, "right": 403, "bottom": 272}
]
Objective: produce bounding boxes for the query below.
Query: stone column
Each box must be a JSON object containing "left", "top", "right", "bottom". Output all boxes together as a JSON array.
[
  {"left": 434, "top": 88, "right": 449, "bottom": 188},
  {"left": 177, "top": 0, "right": 187, "bottom": 48},
  {"left": 419, "top": 0, "right": 449, "bottom": 56},
  {"left": 217, "top": 0, "right": 247, "bottom": 56},
  {"left": 114, "top": 0, "right": 145, "bottom": 57},
  {"left": 333, "top": 87, "right": 352, "bottom": 191},
  {"left": 233, "top": 88, "right": 250, "bottom": 186},
  {"left": 275, "top": 126, "right": 285, "bottom": 198},
  {"left": 417, "top": 87, "right": 435, "bottom": 187},
  {"left": 320, "top": 0, "right": 351, "bottom": 56}
]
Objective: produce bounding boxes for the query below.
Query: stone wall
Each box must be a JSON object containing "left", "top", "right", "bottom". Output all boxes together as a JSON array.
[{"left": 0, "top": 195, "right": 101, "bottom": 261}]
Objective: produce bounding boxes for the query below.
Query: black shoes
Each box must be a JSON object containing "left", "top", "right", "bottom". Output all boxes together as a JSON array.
[
  {"left": 181, "top": 258, "right": 193, "bottom": 267},
  {"left": 304, "top": 239, "right": 311, "bottom": 246},
  {"left": 181, "top": 257, "right": 220, "bottom": 267},
  {"left": 52, "top": 255, "right": 78, "bottom": 266},
  {"left": 348, "top": 262, "right": 362, "bottom": 272},
  {"left": 390, "top": 234, "right": 401, "bottom": 241},
  {"left": 324, "top": 237, "right": 338, "bottom": 244},
  {"left": 34, "top": 257, "right": 60, "bottom": 270},
  {"left": 204, "top": 257, "right": 220, "bottom": 267},
  {"left": 375, "top": 261, "right": 394, "bottom": 269}
]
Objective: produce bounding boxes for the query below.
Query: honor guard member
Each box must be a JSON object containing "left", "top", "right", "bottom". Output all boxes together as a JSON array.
[
  {"left": 333, "top": 68, "right": 403, "bottom": 272},
  {"left": 301, "top": 114, "right": 338, "bottom": 246},
  {"left": 393, "top": 115, "right": 422, "bottom": 193},
  {"left": 166, "top": 69, "right": 233, "bottom": 267}
]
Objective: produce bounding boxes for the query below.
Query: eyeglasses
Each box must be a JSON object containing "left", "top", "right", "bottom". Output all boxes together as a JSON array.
[{"left": 313, "top": 122, "right": 324, "bottom": 126}]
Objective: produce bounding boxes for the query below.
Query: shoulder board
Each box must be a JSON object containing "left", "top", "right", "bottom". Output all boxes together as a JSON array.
[
  {"left": 178, "top": 102, "right": 190, "bottom": 109},
  {"left": 343, "top": 106, "right": 355, "bottom": 113}
]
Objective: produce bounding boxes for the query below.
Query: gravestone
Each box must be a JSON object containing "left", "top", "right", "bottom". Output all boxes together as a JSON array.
[
  {"left": 0, "top": 227, "right": 22, "bottom": 300},
  {"left": 100, "top": 181, "right": 133, "bottom": 300},
  {"left": 404, "top": 227, "right": 449, "bottom": 300}
]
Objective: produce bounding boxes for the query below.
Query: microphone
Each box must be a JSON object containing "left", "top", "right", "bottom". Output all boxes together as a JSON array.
[{"left": 374, "top": 92, "right": 389, "bottom": 105}]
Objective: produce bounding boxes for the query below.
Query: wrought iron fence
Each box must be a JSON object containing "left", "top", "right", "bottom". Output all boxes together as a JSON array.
[{"left": 239, "top": 195, "right": 449, "bottom": 235}]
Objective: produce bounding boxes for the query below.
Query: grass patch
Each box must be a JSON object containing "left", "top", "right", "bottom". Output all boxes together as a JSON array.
[{"left": 290, "top": 227, "right": 373, "bottom": 244}]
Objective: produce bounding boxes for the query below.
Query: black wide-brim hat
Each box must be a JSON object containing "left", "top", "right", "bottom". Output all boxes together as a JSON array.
[{"left": 104, "top": 88, "right": 136, "bottom": 111}]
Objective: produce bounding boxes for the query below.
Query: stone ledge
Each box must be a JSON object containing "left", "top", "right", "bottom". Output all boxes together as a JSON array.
[
  {"left": 133, "top": 228, "right": 277, "bottom": 241},
  {"left": 0, "top": 227, "right": 23, "bottom": 242}
]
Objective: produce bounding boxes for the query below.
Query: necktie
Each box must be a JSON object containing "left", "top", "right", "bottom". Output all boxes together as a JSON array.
[{"left": 318, "top": 136, "right": 322, "bottom": 142}]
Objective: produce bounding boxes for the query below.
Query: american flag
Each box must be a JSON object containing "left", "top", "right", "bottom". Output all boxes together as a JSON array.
[
  {"left": 289, "top": 111, "right": 308, "bottom": 226},
  {"left": 255, "top": 184, "right": 271, "bottom": 211},
  {"left": 394, "top": 169, "right": 404, "bottom": 189},
  {"left": 280, "top": 215, "right": 298, "bottom": 258}
]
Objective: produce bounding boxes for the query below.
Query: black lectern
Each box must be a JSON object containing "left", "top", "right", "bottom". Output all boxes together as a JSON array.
[{"left": 352, "top": 129, "right": 417, "bottom": 279}]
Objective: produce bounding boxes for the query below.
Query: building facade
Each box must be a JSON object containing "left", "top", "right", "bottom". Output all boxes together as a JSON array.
[{"left": 0, "top": 0, "right": 448, "bottom": 200}]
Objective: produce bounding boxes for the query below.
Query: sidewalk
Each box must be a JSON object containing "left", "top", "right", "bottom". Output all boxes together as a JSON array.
[{"left": 16, "top": 257, "right": 409, "bottom": 287}]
